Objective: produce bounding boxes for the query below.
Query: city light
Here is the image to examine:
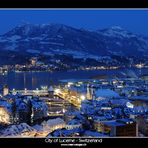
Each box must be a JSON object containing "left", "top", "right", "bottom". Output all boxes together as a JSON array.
[
  {"left": 80, "top": 95, "right": 85, "bottom": 101},
  {"left": 36, "top": 88, "right": 39, "bottom": 93},
  {"left": 67, "top": 84, "right": 71, "bottom": 88},
  {"left": 41, "top": 85, "right": 48, "bottom": 90},
  {"left": 67, "top": 82, "right": 74, "bottom": 88},
  {"left": 56, "top": 111, "right": 61, "bottom": 114},
  {"left": 54, "top": 88, "right": 61, "bottom": 94},
  {"left": 0, "top": 108, "right": 10, "bottom": 124},
  {"left": 135, "top": 63, "right": 144, "bottom": 68},
  {"left": 62, "top": 108, "right": 66, "bottom": 113},
  {"left": 24, "top": 88, "right": 27, "bottom": 93},
  {"left": 12, "top": 88, "right": 17, "bottom": 95},
  {"left": 126, "top": 102, "right": 134, "bottom": 108}
]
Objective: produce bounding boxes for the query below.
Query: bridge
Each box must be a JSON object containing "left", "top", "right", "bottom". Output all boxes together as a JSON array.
[
  {"left": 10, "top": 89, "right": 81, "bottom": 108},
  {"left": 55, "top": 93, "right": 81, "bottom": 108},
  {"left": 10, "top": 89, "right": 49, "bottom": 96}
]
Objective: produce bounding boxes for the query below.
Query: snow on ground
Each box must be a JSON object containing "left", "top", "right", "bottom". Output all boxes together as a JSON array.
[
  {"left": 99, "top": 26, "right": 137, "bottom": 38},
  {"left": 0, "top": 37, "right": 8, "bottom": 42},
  {"left": 40, "top": 42, "right": 64, "bottom": 46},
  {"left": 4, "top": 43, "right": 18, "bottom": 51},
  {"left": 8, "top": 35, "right": 21, "bottom": 41}
]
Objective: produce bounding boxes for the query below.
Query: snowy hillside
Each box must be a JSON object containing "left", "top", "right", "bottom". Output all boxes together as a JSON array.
[{"left": 0, "top": 23, "right": 148, "bottom": 65}]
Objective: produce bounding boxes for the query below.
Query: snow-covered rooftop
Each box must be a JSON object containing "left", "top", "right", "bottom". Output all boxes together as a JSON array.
[
  {"left": 4, "top": 94, "right": 18, "bottom": 100},
  {"left": 46, "top": 118, "right": 65, "bottom": 126},
  {"left": 0, "top": 101, "right": 12, "bottom": 113},
  {"left": 93, "top": 116, "right": 107, "bottom": 121},
  {"left": 110, "top": 99, "right": 129, "bottom": 106},
  {"left": 32, "top": 124, "right": 43, "bottom": 131},
  {"left": 67, "top": 119, "right": 81, "bottom": 125},
  {"left": 102, "top": 118, "right": 134, "bottom": 127},
  {"left": 102, "top": 120, "right": 125, "bottom": 127},
  {"left": 132, "top": 106, "right": 148, "bottom": 113},
  {"left": 84, "top": 130, "right": 108, "bottom": 137},
  {"left": 69, "top": 85, "right": 86, "bottom": 94},
  {"left": 131, "top": 95, "right": 148, "bottom": 101},
  {"left": 0, "top": 123, "right": 36, "bottom": 137},
  {"left": 65, "top": 110, "right": 81, "bottom": 116},
  {"left": 17, "top": 102, "right": 28, "bottom": 111},
  {"left": 32, "top": 101, "right": 48, "bottom": 111},
  {"left": 95, "top": 89, "right": 119, "bottom": 98},
  {"left": 48, "top": 86, "right": 54, "bottom": 92},
  {"left": 51, "top": 128, "right": 82, "bottom": 137}
]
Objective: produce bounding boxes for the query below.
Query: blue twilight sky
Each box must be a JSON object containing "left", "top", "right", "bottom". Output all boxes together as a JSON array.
[{"left": 0, "top": 9, "right": 148, "bottom": 36}]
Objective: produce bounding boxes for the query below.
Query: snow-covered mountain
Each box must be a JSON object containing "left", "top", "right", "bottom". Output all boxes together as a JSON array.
[{"left": 0, "top": 23, "right": 148, "bottom": 65}]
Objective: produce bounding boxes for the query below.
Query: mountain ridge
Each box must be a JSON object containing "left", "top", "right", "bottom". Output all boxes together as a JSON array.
[{"left": 0, "top": 23, "right": 148, "bottom": 66}]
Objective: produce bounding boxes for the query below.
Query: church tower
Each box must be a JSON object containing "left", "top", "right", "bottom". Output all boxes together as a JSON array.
[
  {"left": 91, "top": 86, "right": 95, "bottom": 100},
  {"left": 48, "top": 86, "right": 54, "bottom": 98},
  {"left": 3, "top": 85, "right": 9, "bottom": 96},
  {"left": 91, "top": 86, "right": 96, "bottom": 100},
  {"left": 86, "top": 84, "right": 92, "bottom": 100}
]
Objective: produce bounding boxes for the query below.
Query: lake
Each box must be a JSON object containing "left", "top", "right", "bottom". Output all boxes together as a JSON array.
[{"left": 0, "top": 68, "right": 148, "bottom": 90}]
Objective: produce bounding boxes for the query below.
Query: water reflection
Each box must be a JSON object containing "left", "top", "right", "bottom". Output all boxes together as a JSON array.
[{"left": 0, "top": 68, "right": 147, "bottom": 90}]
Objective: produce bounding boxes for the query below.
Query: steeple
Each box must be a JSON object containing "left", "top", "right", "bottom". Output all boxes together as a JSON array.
[
  {"left": 86, "top": 84, "right": 92, "bottom": 100},
  {"left": 48, "top": 79, "right": 54, "bottom": 98},
  {"left": 91, "top": 85, "right": 96, "bottom": 100},
  {"left": 3, "top": 84, "right": 9, "bottom": 96}
]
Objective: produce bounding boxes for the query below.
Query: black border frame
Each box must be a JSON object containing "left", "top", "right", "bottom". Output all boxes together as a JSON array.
[{"left": 0, "top": 0, "right": 148, "bottom": 8}]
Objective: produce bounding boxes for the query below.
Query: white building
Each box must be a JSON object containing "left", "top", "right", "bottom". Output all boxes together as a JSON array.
[
  {"left": 42, "top": 118, "right": 66, "bottom": 132},
  {"left": 66, "top": 119, "right": 82, "bottom": 130}
]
